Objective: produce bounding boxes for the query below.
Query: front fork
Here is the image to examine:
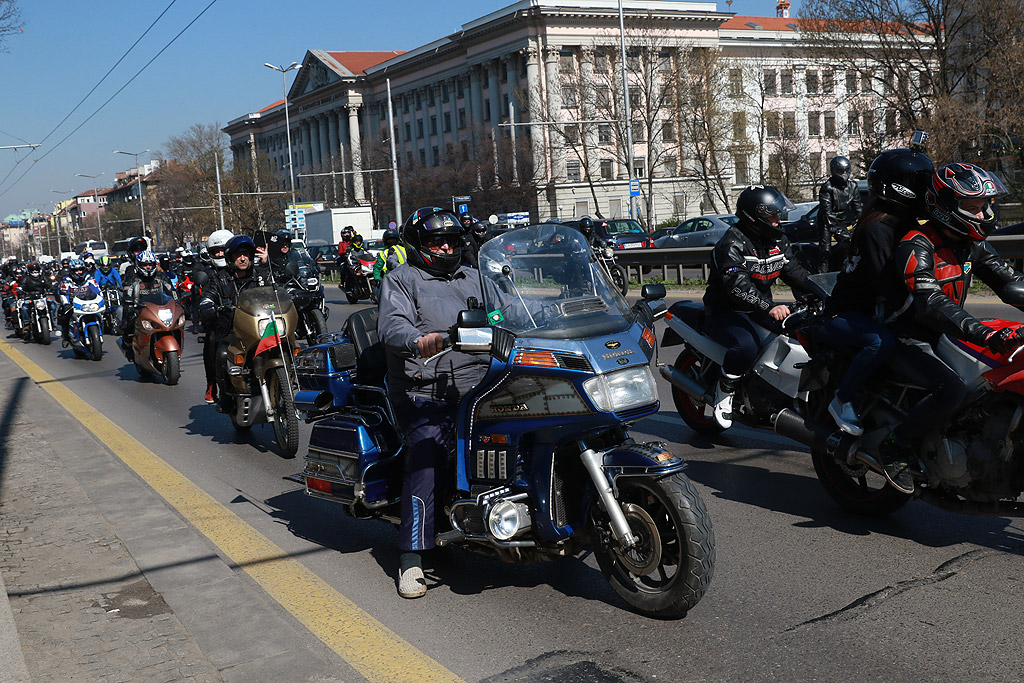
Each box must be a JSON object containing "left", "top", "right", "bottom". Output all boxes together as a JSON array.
[{"left": 579, "top": 445, "right": 638, "bottom": 550}]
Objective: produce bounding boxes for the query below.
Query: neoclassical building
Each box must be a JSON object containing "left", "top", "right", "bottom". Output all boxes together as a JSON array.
[{"left": 225, "top": 0, "right": 892, "bottom": 226}]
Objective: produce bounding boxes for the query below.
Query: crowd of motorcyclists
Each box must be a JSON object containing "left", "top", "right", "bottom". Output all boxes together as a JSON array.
[{"left": 3, "top": 130, "right": 1022, "bottom": 605}]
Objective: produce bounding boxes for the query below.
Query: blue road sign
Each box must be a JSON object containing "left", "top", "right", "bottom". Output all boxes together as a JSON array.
[
  {"left": 388, "top": 221, "right": 397, "bottom": 229},
  {"left": 453, "top": 195, "right": 472, "bottom": 202},
  {"left": 458, "top": 203, "right": 468, "bottom": 214},
  {"left": 629, "top": 180, "right": 641, "bottom": 197}
]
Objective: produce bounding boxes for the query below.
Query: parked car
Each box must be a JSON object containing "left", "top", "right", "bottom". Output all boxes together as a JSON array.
[
  {"left": 780, "top": 205, "right": 821, "bottom": 244},
  {"left": 307, "top": 244, "right": 338, "bottom": 263},
  {"left": 556, "top": 218, "right": 654, "bottom": 250},
  {"left": 654, "top": 214, "right": 739, "bottom": 249},
  {"left": 785, "top": 202, "right": 818, "bottom": 223}
]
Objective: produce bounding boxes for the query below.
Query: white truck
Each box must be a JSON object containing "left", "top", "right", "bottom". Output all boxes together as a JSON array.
[{"left": 302, "top": 207, "right": 377, "bottom": 247}]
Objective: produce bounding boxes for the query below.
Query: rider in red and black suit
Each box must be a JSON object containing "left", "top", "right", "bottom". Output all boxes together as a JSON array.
[
  {"left": 885, "top": 163, "right": 1024, "bottom": 476},
  {"left": 703, "top": 185, "right": 811, "bottom": 429}
]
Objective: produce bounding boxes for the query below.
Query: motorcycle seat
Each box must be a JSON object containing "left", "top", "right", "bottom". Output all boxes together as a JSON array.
[
  {"left": 344, "top": 308, "right": 387, "bottom": 386},
  {"left": 668, "top": 300, "right": 705, "bottom": 330}
]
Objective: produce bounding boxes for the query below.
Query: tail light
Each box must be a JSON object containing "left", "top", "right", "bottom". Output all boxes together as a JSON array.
[{"left": 646, "top": 239, "right": 654, "bottom": 248}]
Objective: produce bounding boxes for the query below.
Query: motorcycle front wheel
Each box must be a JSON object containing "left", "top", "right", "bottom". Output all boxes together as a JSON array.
[
  {"left": 671, "top": 350, "right": 725, "bottom": 435},
  {"left": 611, "top": 264, "right": 629, "bottom": 296},
  {"left": 269, "top": 366, "right": 298, "bottom": 457},
  {"left": 38, "top": 317, "right": 51, "bottom": 346},
  {"left": 88, "top": 325, "right": 102, "bottom": 360},
  {"left": 307, "top": 308, "right": 328, "bottom": 343},
  {"left": 162, "top": 350, "right": 180, "bottom": 385},
  {"left": 591, "top": 474, "right": 715, "bottom": 619},
  {"left": 345, "top": 290, "right": 359, "bottom": 305}
]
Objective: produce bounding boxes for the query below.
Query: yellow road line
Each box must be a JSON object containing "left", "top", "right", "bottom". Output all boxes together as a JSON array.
[{"left": 0, "top": 338, "right": 462, "bottom": 683}]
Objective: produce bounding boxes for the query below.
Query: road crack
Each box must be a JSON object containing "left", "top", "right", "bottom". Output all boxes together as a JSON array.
[{"left": 786, "top": 548, "right": 1000, "bottom": 632}]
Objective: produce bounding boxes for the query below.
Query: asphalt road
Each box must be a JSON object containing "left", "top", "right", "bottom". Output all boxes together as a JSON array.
[{"left": 9, "top": 288, "right": 1024, "bottom": 682}]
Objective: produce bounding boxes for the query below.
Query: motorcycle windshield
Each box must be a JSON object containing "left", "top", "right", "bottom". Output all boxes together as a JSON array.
[
  {"left": 236, "top": 286, "right": 293, "bottom": 317},
  {"left": 74, "top": 283, "right": 101, "bottom": 301},
  {"left": 478, "top": 224, "right": 633, "bottom": 339},
  {"left": 139, "top": 292, "right": 174, "bottom": 306},
  {"left": 287, "top": 249, "right": 319, "bottom": 279}
]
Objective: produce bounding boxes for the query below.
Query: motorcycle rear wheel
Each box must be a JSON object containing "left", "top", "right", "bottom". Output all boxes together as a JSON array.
[
  {"left": 810, "top": 449, "right": 911, "bottom": 516},
  {"left": 591, "top": 474, "right": 715, "bottom": 619},
  {"left": 307, "top": 309, "right": 328, "bottom": 344},
  {"left": 345, "top": 290, "right": 359, "bottom": 305},
  {"left": 671, "top": 350, "right": 725, "bottom": 435},
  {"left": 611, "top": 264, "right": 629, "bottom": 296},
  {"left": 88, "top": 325, "right": 102, "bottom": 360},
  {"left": 269, "top": 366, "right": 298, "bottom": 457},
  {"left": 163, "top": 351, "right": 180, "bottom": 385}
]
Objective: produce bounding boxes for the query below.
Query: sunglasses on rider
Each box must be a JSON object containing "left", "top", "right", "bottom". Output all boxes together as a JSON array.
[{"left": 424, "top": 235, "right": 456, "bottom": 248}]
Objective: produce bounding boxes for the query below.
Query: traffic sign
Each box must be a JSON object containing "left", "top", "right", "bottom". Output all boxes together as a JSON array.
[
  {"left": 453, "top": 195, "right": 472, "bottom": 202},
  {"left": 629, "top": 180, "right": 641, "bottom": 197},
  {"left": 458, "top": 203, "right": 468, "bottom": 214},
  {"left": 388, "top": 221, "right": 397, "bottom": 229}
]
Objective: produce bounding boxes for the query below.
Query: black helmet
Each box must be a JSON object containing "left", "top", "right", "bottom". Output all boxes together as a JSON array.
[
  {"left": 402, "top": 207, "right": 463, "bottom": 277},
  {"left": 27, "top": 261, "right": 41, "bottom": 276},
  {"left": 735, "top": 185, "right": 794, "bottom": 238},
  {"left": 224, "top": 235, "right": 256, "bottom": 264},
  {"left": 341, "top": 226, "right": 354, "bottom": 240},
  {"left": 867, "top": 148, "right": 934, "bottom": 215},
  {"left": 829, "top": 155, "right": 852, "bottom": 183},
  {"left": 269, "top": 229, "right": 292, "bottom": 265},
  {"left": 128, "top": 237, "right": 148, "bottom": 262},
  {"left": 382, "top": 228, "right": 400, "bottom": 246},
  {"left": 578, "top": 216, "right": 594, "bottom": 238},
  {"left": 459, "top": 212, "right": 474, "bottom": 229},
  {"left": 925, "top": 163, "right": 1008, "bottom": 242},
  {"left": 472, "top": 220, "right": 488, "bottom": 236}
]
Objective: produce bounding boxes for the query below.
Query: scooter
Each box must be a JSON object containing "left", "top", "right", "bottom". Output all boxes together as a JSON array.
[
  {"left": 65, "top": 283, "right": 106, "bottom": 360},
  {"left": 125, "top": 292, "right": 185, "bottom": 384},
  {"left": 297, "top": 224, "right": 715, "bottom": 618}
]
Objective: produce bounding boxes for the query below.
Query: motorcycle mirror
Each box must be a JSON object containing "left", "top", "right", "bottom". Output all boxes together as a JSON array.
[
  {"left": 285, "top": 261, "right": 300, "bottom": 279},
  {"left": 457, "top": 309, "right": 489, "bottom": 328},
  {"left": 192, "top": 271, "right": 209, "bottom": 287},
  {"left": 641, "top": 283, "right": 666, "bottom": 302}
]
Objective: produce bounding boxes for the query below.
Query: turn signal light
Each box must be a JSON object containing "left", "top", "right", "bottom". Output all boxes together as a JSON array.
[
  {"left": 307, "top": 477, "right": 331, "bottom": 493},
  {"left": 514, "top": 350, "right": 558, "bottom": 367},
  {"left": 234, "top": 354, "right": 245, "bottom": 365},
  {"left": 665, "top": 312, "right": 674, "bottom": 321}
]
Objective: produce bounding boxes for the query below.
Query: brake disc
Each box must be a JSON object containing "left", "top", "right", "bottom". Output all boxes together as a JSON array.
[{"left": 613, "top": 502, "right": 662, "bottom": 577}]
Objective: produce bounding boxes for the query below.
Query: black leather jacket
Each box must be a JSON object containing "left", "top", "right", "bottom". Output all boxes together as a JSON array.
[
  {"left": 198, "top": 265, "right": 272, "bottom": 336},
  {"left": 704, "top": 226, "right": 810, "bottom": 316},
  {"left": 892, "top": 222, "right": 1024, "bottom": 345},
  {"left": 817, "top": 177, "right": 863, "bottom": 269},
  {"left": 17, "top": 273, "right": 52, "bottom": 297}
]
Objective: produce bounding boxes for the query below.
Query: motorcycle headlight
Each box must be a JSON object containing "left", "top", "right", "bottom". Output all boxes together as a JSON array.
[
  {"left": 82, "top": 303, "right": 100, "bottom": 313},
  {"left": 157, "top": 308, "right": 174, "bottom": 327},
  {"left": 583, "top": 366, "right": 658, "bottom": 413},
  {"left": 258, "top": 318, "right": 286, "bottom": 336},
  {"left": 140, "top": 319, "right": 154, "bottom": 331},
  {"left": 306, "top": 277, "right": 320, "bottom": 287},
  {"left": 603, "top": 247, "right": 614, "bottom": 258},
  {"left": 35, "top": 300, "right": 46, "bottom": 310},
  {"left": 487, "top": 500, "right": 531, "bottom": 541}
]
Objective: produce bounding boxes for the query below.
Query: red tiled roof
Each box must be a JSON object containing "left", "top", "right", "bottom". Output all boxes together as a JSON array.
[
  {"left": 258, "top": 99, "right": 284, "bottom": 113},
  {"left": 720, "top": 15, "right": 803, "bottom": 30},
  {"left": 326, "top": 51, "right": 405, "bottom": 75}
]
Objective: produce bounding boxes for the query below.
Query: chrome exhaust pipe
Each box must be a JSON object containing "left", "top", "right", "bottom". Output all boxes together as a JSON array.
[
  {"left": 659, "top": 364, "right": 712, "bottom": 404},
  {"left": 772, "top": 408, "right": 862, "bottom": 464}
]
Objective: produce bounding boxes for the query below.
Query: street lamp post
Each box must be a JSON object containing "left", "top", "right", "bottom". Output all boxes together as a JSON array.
[
  {"left": 113, "top": 149, "right": 150, "bottom": 244},
  {"left": 264, "top": 62, "right": 301, "bottom": 209},
  {"left": 75, "top": 172, "right": 105, "bottom": 244},
  {"left": 49, "top": 189, "right": 72, "bottom": 254}
]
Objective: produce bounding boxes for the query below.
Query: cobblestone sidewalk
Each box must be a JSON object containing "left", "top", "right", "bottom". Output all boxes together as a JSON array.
[{"left": 0, "top": 375, "right": 222, "bottom": 682}]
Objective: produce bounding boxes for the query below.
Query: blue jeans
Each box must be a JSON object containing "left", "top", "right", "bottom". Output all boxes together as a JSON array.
[
  {"left": 817, "top": 311, "right": 899, "bottom": 402},
  {"left": 397, "top": 398, "right": 458, "bottom": 552}
]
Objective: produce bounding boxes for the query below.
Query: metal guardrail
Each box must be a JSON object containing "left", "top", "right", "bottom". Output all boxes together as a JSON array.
[{"left": 611, "top": 234, "right": 1024, "bottom": 284}]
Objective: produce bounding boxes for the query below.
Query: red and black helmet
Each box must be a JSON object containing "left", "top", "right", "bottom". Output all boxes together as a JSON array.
[{"left": 925, "top": 163, "right": 1008, "bottom": 241}]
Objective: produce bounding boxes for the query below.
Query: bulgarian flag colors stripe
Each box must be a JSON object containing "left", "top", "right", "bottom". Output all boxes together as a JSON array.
[{"left": 255, "top": 319, "right": 281, "bottom": 356}]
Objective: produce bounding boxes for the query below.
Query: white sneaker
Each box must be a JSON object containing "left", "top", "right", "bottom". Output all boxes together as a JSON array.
[
  {"left": 828, "top": 396, "right": 864, "bottom": 436},
  {"left": 397, "top": 552, "right": 427, "bottom": 599}
]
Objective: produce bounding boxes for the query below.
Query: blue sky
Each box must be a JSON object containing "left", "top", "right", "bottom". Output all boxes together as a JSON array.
[{"left": 0, "top": 0, "right": 789, "bottom": 221}]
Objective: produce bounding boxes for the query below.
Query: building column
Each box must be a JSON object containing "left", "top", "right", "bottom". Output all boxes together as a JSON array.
[
  {"left": 795, "top": 64, "right": 810, "bottom": 182},
  {"left": 318, "top": 114, "right": 330, "bottom": 172},
  {"left": 347, "top": 104, "right": 365, "bottom": 203},
  {"left": 328, "top": 111, "right": 340, "bottom": 168},
  {"left": 544, "top": 45, "right": 564, "bottom": 180},
  {"left": 836, "top": 66, "right": 849, "bottom": 157},
  {"left": 300, "top": 120, "right": 312, "bottom": 173},
  {"left": 524, "top": 44, "right": 546, "bottom": 181},
  {"left": 579, "top": 46, "right": 599, "bottom": 182},
  {"left": 488, "top": 60, "right": 501, "bottom": 132}
]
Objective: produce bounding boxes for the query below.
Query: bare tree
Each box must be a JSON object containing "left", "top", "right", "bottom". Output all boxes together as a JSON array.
[{"left": 0, "top": 0, "right": 22, "bottom": 53}]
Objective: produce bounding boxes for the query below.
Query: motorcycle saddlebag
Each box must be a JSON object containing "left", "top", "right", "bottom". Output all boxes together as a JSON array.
[{"left": 303, "top": 413, "right": 400, "bottom": 507}]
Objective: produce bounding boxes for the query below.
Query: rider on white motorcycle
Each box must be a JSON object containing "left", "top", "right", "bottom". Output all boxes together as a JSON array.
[{"left": 703, "top": 186, "right": 811, "bottom": 429}]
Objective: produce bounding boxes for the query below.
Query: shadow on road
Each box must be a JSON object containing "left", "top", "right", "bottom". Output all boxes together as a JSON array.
[{"left": 0, "top": 376, "right": 27, "bottom": 504}]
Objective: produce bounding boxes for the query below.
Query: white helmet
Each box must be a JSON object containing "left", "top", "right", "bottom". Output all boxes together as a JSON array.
[{"left": 206, "top": 229, "right": 233, "bottom": 268}]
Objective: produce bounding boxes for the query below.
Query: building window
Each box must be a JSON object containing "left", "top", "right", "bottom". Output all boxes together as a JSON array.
[
  {"left": 808, "top": 152, "right": 821, "bottom": 179},
  {"left": 599, "top": 123, "right": 611, "bottom": 143},
  {"left": 501, "top": 60, "right": 509, "bottom": 83},
  {"left": 596, "top": 85, "right": 610, "bottom": 108},
  {"left": 484, "top": 99, "right": 491, "bottom": 121},
  {"left": 404, "top": 123, "right": 411, "bottom": 141},
  {"left": 783, "top": 111, "right": 796, "bottom": 138},
  {"left": 575, "top": 199, "right": 589, "bottom": 217},
  {"left": 805, "top": 70, "right": 818, "bottom": 94},
  {"left": 763, "top": 69, "right": 777, "bottom": 96},
  {"left": 662, "top": 155, "right": 677, "bottom": 176},
  {"left": 561, "top": 86, "right": 578, "bottom": 109},
  {"left": 846, "top": 70, "right": 857, "bottom": 94},
  {"left": 564, "top": 124, "right": 579, "bottom": 144},
  {"left": 595, "top": 51, "right": 610, "bottom": 73},
  {"left": 732, "top": 111, "right": 746, "bottom": 139},
  {"left": 415, "top": 92, "right": 422, "bottom": 110},
  {"left": 502, "top": 94, "right": 510, "bottom": 119},
  {"left": 566, "top": 160, "right": 582, "bottom": 181},
  {"left": 633, "top": 157, "right": 645, "bottom": 179},
  {"left": 662, "top": 120, "right": 676, "bottom": 142},
  {"left": 458, "top": 109, "right": 466, "bottom": 129},
  {"left": 824, "top": 110, "right": 836, "bottom": 137},
  {"left": 861, "top": 70, "right": 872, "bottom": 94},
  {"left": 848, "top": 111, "right": 860, "bottom": 137},
  {"left": 600, "top": 158, "right": 613, "bottom": 180},
  {"left": 729, "top": 68, "right": 743, "bottom": 97},
  {"left": 658, "top": 49, "right": 673, "bottom": 72},
  {"left": 560, "top": 50, "right": 575, "bottom": 73},
  {"left": 672, "top": 192, "right": 687, "bottom": 216},
  {"left": 403, "top": 97, "right": 409, "bottom": 113},
  {"left": 822, "top": 70, "right": 834, "bottom": 94},
  {"left": 780, "top": 69, "right": 793, "bottom": 95},
  {"left": 766, "top": 111, "right": 781, "bottom": 139},
  {"left": 609, "top": 197, "right": 622, "bottom": 217},
  {"left": 885, "top": 109, "right": 898, "bottom": 136},
  {"left": 430, "top": 117, "right": 437, "bottom": 135},
  {"left": 417, "top": 120, "right": 424, "bottom": 139},
  {"left": 443, "top": 112, "right": 452, "bottom": 132},
  {"left": 419, "top": 149, "right": 426, "bottom": 166},
  {"left": 442, "top": 83, "right": 449, "bottom": 102},
  {"left": 734, "top": 155, "right": 749, "bottom": 185},
  {"left": 432, "top": 146, "right": 439, "bottom": 166},
  {"left": 862, "top": 110, "right": 875, "bottom": 137},
  {"left": 428, "top": 88, "right": 435, "bottom": 107},
  {"left": 632, "top": 118, "right": 645, "bottom": 143},
  {"left": 808, "top": 111, "right": 820, "bottom": 137},
  {"left": 457, "top": 79, "right": 465, "bottom": 98}
]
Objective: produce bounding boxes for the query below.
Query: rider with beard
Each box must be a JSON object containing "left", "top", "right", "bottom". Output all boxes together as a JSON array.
[
  {"left": 817, "top": 155, "right": 864, "bottom": 273},
  {"left": 378, "top": 207, "right": 490, "bottom": 599},
  {"left": 703, "top": 185, "right": 811, "bottom": 430},
  {"left": 197, "top": 235, "right": 271, "bottom": 407},
  {"left": 885, "top": 164, "right": 1024, "bottom": 480},
  {"left": 120, "top": 251, "right": 176, "bottom": 360}
]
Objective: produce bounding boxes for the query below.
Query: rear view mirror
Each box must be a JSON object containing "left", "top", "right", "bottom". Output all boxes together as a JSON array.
[
  {"left": 285, "top": 261, "right": 300, "bottom": 279},
  {"left": 192, "top": 270, "right": 209, "bottom": 287},
  {"left": 457, "top": 309, "right": 489, "bottom": 328},
  {"left": 641, "top": 283, "right": 666, "bottom": 301}
]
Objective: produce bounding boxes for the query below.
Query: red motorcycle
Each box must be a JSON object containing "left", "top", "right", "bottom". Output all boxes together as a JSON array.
[
  {"left": 341, "top": 250, "right": 378, "bottom": 304},
  {"left": 176, "top": 274, "right": 200, "bottom": 321}
]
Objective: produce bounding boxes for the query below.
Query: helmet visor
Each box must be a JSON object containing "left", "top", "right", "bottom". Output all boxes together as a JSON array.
[{"left": 760, "top": 193, "right": 796, "bottom": 222}]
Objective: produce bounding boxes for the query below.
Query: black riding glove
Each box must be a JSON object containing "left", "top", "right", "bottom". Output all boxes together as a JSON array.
[{"left": 986, "top": 327, "right": 1023, "bottom": 355}]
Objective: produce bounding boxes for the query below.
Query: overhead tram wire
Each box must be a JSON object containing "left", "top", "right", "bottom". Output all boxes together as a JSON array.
[
  {"left": 0, "top": 0, "right": 179, "bottom": 189},
  {"left": 0, "top": 0, "right": 220, "bottom": 200}
]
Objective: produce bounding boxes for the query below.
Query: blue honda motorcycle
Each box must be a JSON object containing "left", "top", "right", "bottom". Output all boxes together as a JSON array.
[{"left": 297, "top": 225, "right": 714, "bottom": 618}]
